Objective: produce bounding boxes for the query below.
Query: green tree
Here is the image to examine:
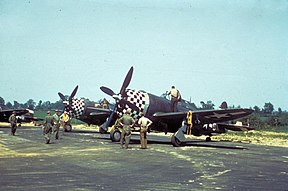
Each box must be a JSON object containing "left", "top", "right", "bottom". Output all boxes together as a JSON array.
[
  {"left": 36, "top": 100, "right": 43, "bottom": 110},
  {"left": 13, "top": 101, "right": 20, "bottom": 109},
  {"left": 0, "top": 96, "right": 5, "bottom": 105},
  {"left": 263, "top": 102, "right": 274, "bottom": 114},
  {"left": 50, "top": 100, "right": 64, "bottom": 110},
  {"left": 253, "top": 105, "right": 261, "bottom": 113},
  {"left": 6, "top": 102, "right": 13, "bottom": 109},
  {"left": 200, "top": 100, "right": 215, "bottom": 109},
  {"left": 42, "top": 101, "right": 52, "bottom": 110},
  {"left": 26, "top": 99, "right": 36, "bottom": 110},
  {"left": 278, "top": 107, "right": 282, "bottom": 115}
]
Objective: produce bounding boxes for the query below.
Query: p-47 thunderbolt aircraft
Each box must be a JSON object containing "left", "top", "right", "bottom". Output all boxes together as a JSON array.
[
  {"left": 58, "top": 86, "right": 112, "bottom": 132},
  {"left": 100, "top": 67, "right": 254, "bottom": 147},
  {"left": 0, "top": 106, "right": 38, "bottom": 126}
]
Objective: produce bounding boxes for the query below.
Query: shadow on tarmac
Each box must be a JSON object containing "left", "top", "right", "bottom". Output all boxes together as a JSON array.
[{"left": 96, "top": 135, "right": 248, "bottom": 150}]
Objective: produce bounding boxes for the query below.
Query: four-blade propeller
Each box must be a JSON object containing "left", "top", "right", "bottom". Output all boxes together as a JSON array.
[
  {"left": 58, "top": 85, "right": 79, "bottom": 115},
  {"left": 100, "top": 66, "right": 139, "bottom": 131}
]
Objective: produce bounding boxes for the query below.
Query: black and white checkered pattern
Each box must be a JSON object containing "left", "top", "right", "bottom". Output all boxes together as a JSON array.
[
  {"left": 116, "top": 89, "right": 149, "bottom": 119},
  {"left": 70, "top": 98, "right": 85, "bottom": 118}
]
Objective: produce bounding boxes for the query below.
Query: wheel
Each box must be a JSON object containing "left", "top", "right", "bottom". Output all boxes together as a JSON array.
[
  {"left": 206, "top": 137, "right": 211, "bottom": 142},
  {"left": 171, "top": 134, "right": 182, "bottom": 147},
  {"left": 64, "top": 124, "right": 72, "bottom": 132},
  {"left": 110, "top": 129, "right": 121, "bottom": 142}
]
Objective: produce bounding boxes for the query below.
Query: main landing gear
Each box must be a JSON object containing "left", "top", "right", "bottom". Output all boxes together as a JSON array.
[
  {"left": 171, "top": 125, "right": 187, "bottom": 147},
  {"left": 171, "top": 124, "right": 212, "bottom": 147},
  {"left": 110, "top": 128, "right": 121, "bottom": 142}
]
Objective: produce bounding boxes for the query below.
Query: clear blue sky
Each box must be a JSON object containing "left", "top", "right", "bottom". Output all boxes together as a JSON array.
[{"left": 1, "top": 0, "right": 287, "bottom": 110}]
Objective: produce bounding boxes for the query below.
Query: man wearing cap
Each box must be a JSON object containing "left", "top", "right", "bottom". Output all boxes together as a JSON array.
[
  {"left": 43, "top": 111, "right": 55, "bottom": 144},
  {"left": 9, "top": 111, "right": 17, "bottom": 136},
  {"left": 53, "top": 110, "right": 60, "bottom": 140},
  {"left": 138, "top": 112, "right": 152, "bottom": 149},
  {"left": 119, "top": 108, "right": 135, "bottom": 149}
]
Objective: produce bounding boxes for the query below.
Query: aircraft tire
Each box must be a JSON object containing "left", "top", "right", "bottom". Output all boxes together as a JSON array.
[
  {"left": 171, "top": 134, "right": 182, "bottom": 147},
  {"left": 206, "top": 137, "right": 211, "bottom": 142},
  {"left": 64, "top": 124, "right": 72, "bottom": 132},
  {"left": 110, "top": 129, "right": 121, "bottom": 142}
]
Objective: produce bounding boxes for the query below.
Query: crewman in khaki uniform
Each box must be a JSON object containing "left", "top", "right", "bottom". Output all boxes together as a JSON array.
[
  {"left": 43, "top": 111, "right": 55, "bottom": 144},
  {"left": 138, "top": 113, "right": 152, "bottom": 149},
  {"left": 53, "top": 110, "right": 60, "bottom": 140},
  {"left": 119, "top": 109, "right": 135, "bottom": 149},
  {"left": 9, "top": 111, "right": 17, "bottom": 136},
  {"left": 167, "top": 86, "right": 181, "bottom": 112}
]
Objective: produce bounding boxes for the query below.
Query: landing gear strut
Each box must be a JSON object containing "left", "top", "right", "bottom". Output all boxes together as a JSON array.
[{"left": 171, "top": 125, "right": 187, "bottom": 147}]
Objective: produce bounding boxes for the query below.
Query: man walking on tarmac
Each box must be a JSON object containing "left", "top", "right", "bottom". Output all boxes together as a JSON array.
[
  {"left": 60, "top": 111, "right": 70, "bottom": 132},
  {"left": 138, "top": 112, "right": 153, "bottom": 149},
  {"left": 53, "top": 110, "right": 60, "bottom": 140},
  {"left": 43, "top": 111, "right": 54, "bottom": 144},
  {"left": 119, "top": 108, "right": 135, "bottom": 149},
  {"left": 9, "top": 111, "right": 17, "bottom": 136}
]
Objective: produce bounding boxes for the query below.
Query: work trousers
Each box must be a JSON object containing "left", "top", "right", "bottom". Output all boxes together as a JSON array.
[
  {"left": 171, "top": 97, "right": 179, "bottom": 112},
  {"left": 120, "top": 129, "right": 131, "bottom": 149},
  {"left": 140, "top": 128, "right": 148, "bottom": 149},
  {"left": 11, "top": 123, "right": 17, "bottom": 136},
  {"left": 53, "top": 123, "right": 60, "bottom": 139},
  {"left": 43, "top": 124, "right": 53, "bottom": 144}
]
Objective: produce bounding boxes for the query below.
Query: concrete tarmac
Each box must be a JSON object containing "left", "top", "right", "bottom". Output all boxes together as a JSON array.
[{"left": 0, "top": 125, "right": 287, "bottom": 191}]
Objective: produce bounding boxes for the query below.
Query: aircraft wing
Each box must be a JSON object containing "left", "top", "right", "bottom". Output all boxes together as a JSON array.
[
  {"left": 1, "top": 108, "right": 30, "bottom": 115},
  {"left": 88, "top": 107, "right": 111, "bottom": 117},
  {"left": 217, "top": 123, "right": 255, "bottom": 131},
  {"left": 0, "top": 109, "right": 30, "bottom": 123},
  {"left": 153, "top": 108, "right": 253, "bottom": 125}
]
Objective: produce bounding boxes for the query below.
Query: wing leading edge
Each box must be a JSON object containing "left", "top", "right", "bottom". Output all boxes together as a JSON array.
[{"left": 153, "top": 108, "right": 253, "bottom": 125}]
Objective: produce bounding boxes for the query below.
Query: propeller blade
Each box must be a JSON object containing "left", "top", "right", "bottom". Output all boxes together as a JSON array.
[
  {"left": 120, "top": 66, "right": 133, "bottom": 95},
  {"left": 58, "top": 92, "right": 66, "bottom": 101},
  {"left": 100, "top": 86, "right": 116, "bottom": 96},
  {"left": 120, "top": 99, "right": 139, "bottom": 112},
  {"left": 70, "top": 85, "right": 79, "bottom": 101}
]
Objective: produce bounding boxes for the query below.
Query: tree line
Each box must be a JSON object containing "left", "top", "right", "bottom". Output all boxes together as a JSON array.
[
  {"left": 0, "top": 96, "right": 99, "bottom": 111},
  {"left": 1, "top": 96, "right": 287, "bottom": 128},
  {"left": 0, "top": 96, "right": 285, "bottom": 114}
]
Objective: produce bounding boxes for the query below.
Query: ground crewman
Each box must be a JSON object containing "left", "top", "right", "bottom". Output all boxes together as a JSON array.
[
  {"left": 119, "top": 109, "right": 135, "bottom": 149},
  {"left": 9, "top": 111, "right": 17, "bottom": 136},
  {"left": 101, "top": 98, "right": 109, "bottom": 109},
  {"left": 60, "top": 111, "right": 70, "bottom": 132},
  {"left": 53, "top": 110, "right": 60, "bottom": 140},
  {"left": 167, "top": 86, "right": 181, "bottom": 112},
  {"left": 138, "top": 112, "right": 152, "bottom": 149},
  {"left": 43, "top": 111, "right": 55, "bottom": 144}
]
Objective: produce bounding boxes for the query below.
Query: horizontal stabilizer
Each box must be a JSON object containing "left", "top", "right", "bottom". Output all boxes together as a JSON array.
[{"left": 217, "top": 123, "right": 255, "bottom": 131}]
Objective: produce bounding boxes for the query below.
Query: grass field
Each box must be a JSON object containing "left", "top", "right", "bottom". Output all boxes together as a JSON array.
[
  {"left": 34, "top": 110, "right": 84, "bottom": 124},
  {"left": 213, "top": 126, "right": 288, "bottom": 147}
]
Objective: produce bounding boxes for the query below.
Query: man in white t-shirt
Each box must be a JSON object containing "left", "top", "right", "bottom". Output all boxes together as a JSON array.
[{"left": 138, "top": 113, "right": 153, "bottom": 149}]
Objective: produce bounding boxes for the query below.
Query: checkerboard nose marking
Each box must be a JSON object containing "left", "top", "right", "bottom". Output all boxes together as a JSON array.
[
  {"left": 117, "top": 89, "right": 149, "bottom": 119},
  {"left": 70, "top": 98, "right": 85, "bottom": 118}
]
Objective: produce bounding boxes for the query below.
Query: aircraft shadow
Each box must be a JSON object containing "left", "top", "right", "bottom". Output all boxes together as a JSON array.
[{"left": 96, "top": 135, "right": 247, "bottom": 150}]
